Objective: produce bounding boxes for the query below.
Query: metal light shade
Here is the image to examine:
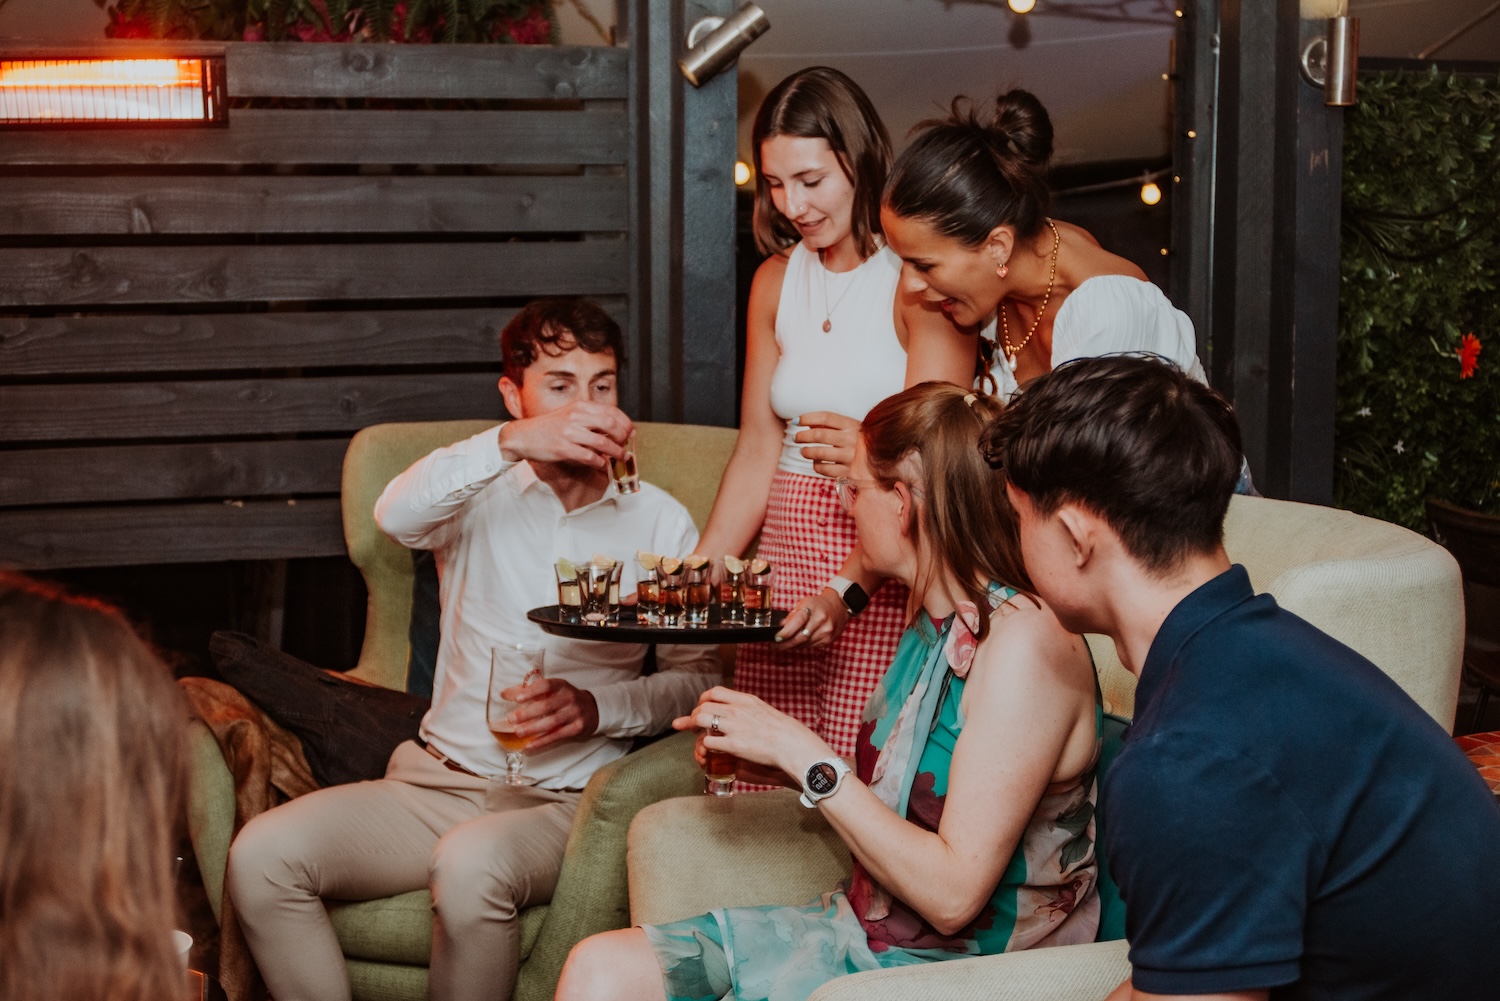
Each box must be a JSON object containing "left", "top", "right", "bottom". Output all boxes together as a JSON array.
[
  {"left": 0, "top": 56, "right": 226, "bottom": 126},
  {"left": 679, "top": 3, "right": 770, "bottom": 88},
  {"left": 1300, "top": 16, "right": 1359, "bottom": 107}
]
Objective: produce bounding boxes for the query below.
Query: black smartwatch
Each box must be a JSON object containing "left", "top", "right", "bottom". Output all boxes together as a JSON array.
[{"left": 827, "top": 576, "right": 869, "bottom": 616}]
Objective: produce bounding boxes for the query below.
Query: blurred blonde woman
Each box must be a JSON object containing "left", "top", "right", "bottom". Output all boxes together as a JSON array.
[{"left": 0, "top": 573, "right": 189, "bottom": 1001}]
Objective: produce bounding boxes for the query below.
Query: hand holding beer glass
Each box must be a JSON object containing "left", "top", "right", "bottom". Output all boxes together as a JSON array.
[{"left": 488, "top": 644, "right": 545, "bottom": 786}]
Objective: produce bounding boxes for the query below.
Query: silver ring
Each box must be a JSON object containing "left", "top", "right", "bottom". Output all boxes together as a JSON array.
[
  {"left": 802, "top": 627, "right": 811, "bottom": 638},
  {"left": 710, "top": 714, "right": 722, "bottom": 735}
]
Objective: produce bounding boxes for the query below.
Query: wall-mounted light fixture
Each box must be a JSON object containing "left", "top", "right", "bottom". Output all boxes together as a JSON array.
[
  {"left": 0, "top": 56, "right": 227, "bottom": 126},
  {"left": 679, "top": 3, "right": 770, "bottom": 88},
  {"left": 1007, "top": 0, "right": 1037, "bottom": 13},
  {"left": 1299, "top": 13, "right": 1360, "bottom": 107}
]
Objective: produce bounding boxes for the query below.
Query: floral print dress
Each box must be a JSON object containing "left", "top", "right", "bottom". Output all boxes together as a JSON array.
[{"left": 641, "top": 586, "right": 1104, "bottom": 1001}]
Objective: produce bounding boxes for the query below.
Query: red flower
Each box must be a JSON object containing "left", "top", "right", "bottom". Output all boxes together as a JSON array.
[{"left": 1458, "top": 333, "right": 1482, "bottom": 380}]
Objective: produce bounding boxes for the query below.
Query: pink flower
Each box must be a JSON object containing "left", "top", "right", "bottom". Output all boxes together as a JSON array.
[
  {"left": 1459, "top": 333, "right": 1481, "bottom": 380},
  {"left": 944, "top": 600, "right": 982, "bottom": 678}
]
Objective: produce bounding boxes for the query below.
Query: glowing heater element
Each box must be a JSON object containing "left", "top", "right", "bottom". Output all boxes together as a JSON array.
[{"left": 0, "top": 57, "right": 226, "bottom": 125}]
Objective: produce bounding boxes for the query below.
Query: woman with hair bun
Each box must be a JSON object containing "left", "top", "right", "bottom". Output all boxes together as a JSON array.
[
  {"left": 693, "top": 67, "right": 973, "bottom": 767},
  {"left": 881, "top": 89, "right": 1205, "bottom": 398}
]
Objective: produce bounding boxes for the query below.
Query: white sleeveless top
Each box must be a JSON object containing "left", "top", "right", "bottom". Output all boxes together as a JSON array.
[
  {"left": 769, "top": 242, "right": 908, "bottom": 475},
  {"left": 982, "top": 275, "right": 1206, "bottom": 399}
]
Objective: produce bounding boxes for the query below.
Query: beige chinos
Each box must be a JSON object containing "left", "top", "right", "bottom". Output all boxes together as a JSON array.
[{"left": 227, "top": 740, "right": 579, "bottom": 1001}]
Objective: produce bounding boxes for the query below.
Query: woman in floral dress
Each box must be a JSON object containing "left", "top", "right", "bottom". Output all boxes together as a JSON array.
[{"left": 556, "top": 382, "right": 1104, "bottom": 1001}]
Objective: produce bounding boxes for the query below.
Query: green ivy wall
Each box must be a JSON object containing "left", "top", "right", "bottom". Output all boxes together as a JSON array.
[{"left": 1336, "top": 67, "right": 1499, "bottom": 530}]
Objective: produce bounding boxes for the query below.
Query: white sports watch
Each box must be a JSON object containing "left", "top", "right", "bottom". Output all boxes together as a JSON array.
[{"left": 799, "top": 757, "right": 853, "bottom": 808}]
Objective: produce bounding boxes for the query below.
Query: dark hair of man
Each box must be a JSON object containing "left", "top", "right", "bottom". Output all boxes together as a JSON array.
[
  {"left": 863, "top": 382, "right": 1035, "bottom": 641},
  {"left": 883, "top": 89, "right": 1053, "bottom": 246},
  {"left": 750, "top": 66, "right": 893, "bottom": 260},
  {"left": 501, "top": 297, "right": 624, "bottom": 386},
  {"left": 980, "top": 355, "right": 1243, "bottom": 576}
]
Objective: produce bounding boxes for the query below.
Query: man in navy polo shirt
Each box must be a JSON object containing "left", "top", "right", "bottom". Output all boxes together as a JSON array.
[{"left": 982, "top": 355, "right": 1500, "bottom": 1000}]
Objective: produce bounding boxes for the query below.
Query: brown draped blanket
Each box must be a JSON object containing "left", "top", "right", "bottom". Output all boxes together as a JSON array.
[{"left": 180, "top": 677, "right": 318, "bottom": 1001}]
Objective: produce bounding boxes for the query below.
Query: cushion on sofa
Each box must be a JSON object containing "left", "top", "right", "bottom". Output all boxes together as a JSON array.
[{"left": 209, "top": 630, "right": 429, "bottom": 787}]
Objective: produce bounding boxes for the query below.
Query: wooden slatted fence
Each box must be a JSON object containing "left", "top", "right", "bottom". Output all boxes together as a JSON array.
[{"left": 0, "top": 41, "right": 637, "bottom": 569}]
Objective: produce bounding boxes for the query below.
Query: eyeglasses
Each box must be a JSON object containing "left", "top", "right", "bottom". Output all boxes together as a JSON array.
[{"left": 834, "top": 476, "right": 881, "bottom": 512}]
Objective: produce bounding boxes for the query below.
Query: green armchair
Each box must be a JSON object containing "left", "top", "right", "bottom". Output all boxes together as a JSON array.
[{"left": 187, "top": 419, "right": 739, "bottom": 1001}]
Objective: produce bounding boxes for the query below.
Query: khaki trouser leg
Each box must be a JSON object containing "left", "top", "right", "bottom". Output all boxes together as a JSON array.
[
  {"left": 229, "top": 740, "right": 579, "bottom": 1001},
  {"left": 427, "top": 784, "right": 579, "bottom": 1001}
]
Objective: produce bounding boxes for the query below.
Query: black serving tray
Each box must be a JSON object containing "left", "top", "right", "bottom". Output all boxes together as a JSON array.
[{"left": 526, "top": 604, "right": 787, "bottom": 643}]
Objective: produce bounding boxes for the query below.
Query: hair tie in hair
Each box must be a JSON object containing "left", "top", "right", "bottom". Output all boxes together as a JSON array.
[{"left": 964, "top": 393, "right": 978, "bottom": 408}]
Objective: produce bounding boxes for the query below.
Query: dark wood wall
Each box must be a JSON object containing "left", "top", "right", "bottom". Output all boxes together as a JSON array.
[{"left": 0, "top": 34, "right": 737, "bottom": 571}]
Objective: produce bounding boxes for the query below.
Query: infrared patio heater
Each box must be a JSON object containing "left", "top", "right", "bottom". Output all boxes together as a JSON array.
[{"left": 0, "top": 54, "right": 226, "bottom": 126}]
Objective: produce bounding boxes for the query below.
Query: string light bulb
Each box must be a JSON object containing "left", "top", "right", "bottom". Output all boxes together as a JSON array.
[
  {"left": 734, "top": 161, "right": 752, "bottom": 186},
  {"left": 1008, "top": 0, "right": 1036, "bottom": 12},
  {"left": 1140, "top": 181, "right": 1162, "bottom": 205}
]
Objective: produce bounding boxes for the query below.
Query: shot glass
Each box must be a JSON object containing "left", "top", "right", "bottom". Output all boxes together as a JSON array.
[
  {"left": 704, "top": 749, "right": 736, "bottom": 797},
  {"left": 683, "top": 557, "right": 712, "bottom": 627},
  {"left": 606, "top": 561, "right": 623, "bottom": 623},
  {"left": 716, "top": 556, "right": 746, "bottom": 624},
  {"left": 554, "top": 559, "right": 583, "bottom": 622},
  {"left": 577, "top": 559, "right": 615, "bottom": 624},
  {"left": 655, "top": 557, "right": 686, "bottom": 627},
  {"left": 636, "top": 552, "right": 661, "bottom": 625},
  {"left": 743, "top": 559, "right": 775, "bottom": 626},
  {"left": 611, "top": 428, "right": 640, "bottom": 494}
]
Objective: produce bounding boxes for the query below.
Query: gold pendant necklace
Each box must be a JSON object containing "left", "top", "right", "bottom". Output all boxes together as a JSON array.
[
  {"left": 1000, "top": 218, "right": 1061, "bottom": 372},
  {"left": 819, "top": 249, "right": 859, "bottom": 333}
]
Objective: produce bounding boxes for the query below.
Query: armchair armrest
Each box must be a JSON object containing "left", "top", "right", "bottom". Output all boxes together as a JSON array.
[
  {"left": 514, "top": 730, "right": 705, "bottom": 1001},
  {"left": 809, "top": 940, "right": 1130, "bottom": 1001},
  {"left": 627, "top": 789, "right": 852, "bottom": 926}
]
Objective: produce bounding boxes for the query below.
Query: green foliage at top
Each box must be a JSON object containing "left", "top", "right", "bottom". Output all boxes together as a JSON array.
[
  {"left": 1336, "top": 67, "right": 1500, "bottom": 529},
  {"left": 97, "top": 0, "right": 556, "bottom": 44}
]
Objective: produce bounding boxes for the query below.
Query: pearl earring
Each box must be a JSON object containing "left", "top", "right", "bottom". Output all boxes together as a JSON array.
[{"left": 996, "top": 263, "right": 1009, "bottom": 279}]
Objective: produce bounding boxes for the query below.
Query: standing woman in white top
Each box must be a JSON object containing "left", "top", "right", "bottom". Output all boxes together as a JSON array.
[
  {"left": 694, "top": 67, "right": 973, "bottom": 762},
  {"left": 880, "top": 90, "right": 1206, "bottom": 397}
]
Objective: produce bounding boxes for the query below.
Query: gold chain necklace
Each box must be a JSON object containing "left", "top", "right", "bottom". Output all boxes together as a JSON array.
[
  {"left": 818, "top": 248, "right": 860, "bottom": 333},
  {"left": 999, "top": 218, "right": 1061, "bottom": 372}
]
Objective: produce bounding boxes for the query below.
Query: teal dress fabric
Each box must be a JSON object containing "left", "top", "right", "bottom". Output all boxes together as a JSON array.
[{"left": 642, "top": 599, "right": 1104, "bottom": 1001}]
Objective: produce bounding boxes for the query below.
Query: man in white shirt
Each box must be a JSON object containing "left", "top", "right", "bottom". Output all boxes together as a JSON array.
[{"left": 228, "top": 298, "right": 719, "bottom": 1001}]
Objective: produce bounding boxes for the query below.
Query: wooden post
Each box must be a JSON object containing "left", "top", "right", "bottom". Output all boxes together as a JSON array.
[
  {"left": 1187, "top": 0, "right": 1342, "bottom": 503},
  {"left": 622, "top": 0, "right": 739, "bottom": 427}
]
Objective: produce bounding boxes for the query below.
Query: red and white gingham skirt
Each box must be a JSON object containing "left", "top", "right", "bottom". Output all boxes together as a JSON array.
[{"left": 734, "top": 469, "right": 909, "bottom": 759}]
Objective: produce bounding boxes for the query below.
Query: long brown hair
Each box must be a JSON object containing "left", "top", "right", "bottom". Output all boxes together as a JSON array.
[
  {"left": 750, "top": 66, "right": 892, "bottom": 259},
  {"left": 0, "top": 574, "right": 189, "bottom": 1001},
  {"left": 862, "top": 382, "right": 1034, "bottom": 640}
]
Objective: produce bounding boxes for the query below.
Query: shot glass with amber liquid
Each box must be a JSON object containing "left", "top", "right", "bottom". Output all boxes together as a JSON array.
[
  {"left": 656, "top": 557, "right": 685, "bottom": 626},
  {"left": 743, "top": 559, "right": 775, "bottom": 625},
  {"left": 716, "top": 555, "right": 746, "bottom": 623},
  {"left": 611, "top": 428, "right": 640, "bottom": 494},
  {"left": 683, "top": 555, "right": 712, "bottom": 627},
  {"left": 703, "top": 749, "right": 736, "bottom": 797},
  {"left": 635, "top": 551, "right": 661, "bottom": 624}
]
